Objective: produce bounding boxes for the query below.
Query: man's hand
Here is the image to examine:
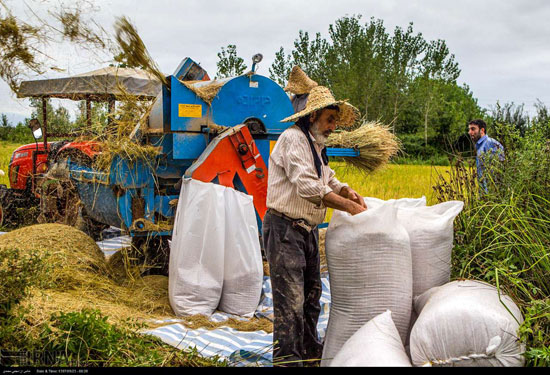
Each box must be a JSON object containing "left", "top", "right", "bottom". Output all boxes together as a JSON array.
[
  {"left": 340, "top": 186, "right": 367, "bottom": 209},
  {"left": 322, "top": 191, "right": 367, "bottom": 216}
]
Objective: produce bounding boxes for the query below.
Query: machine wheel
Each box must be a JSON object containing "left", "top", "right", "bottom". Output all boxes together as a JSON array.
[
  {"left": 129, "top": 235, "right": 170, "bottom": 276},
  {"left": 37, "top": 155, "right": 108, "bottom": 240},
  {"left": 0, "top": 186, "right": 19, "bottom": 228}
]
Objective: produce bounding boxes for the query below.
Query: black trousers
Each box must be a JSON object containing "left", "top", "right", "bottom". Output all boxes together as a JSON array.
[{"left": 262, "top": 210, "right": 323, "bottom": 367}]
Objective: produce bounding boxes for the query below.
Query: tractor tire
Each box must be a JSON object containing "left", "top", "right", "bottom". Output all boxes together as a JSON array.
[
  {"left": 37, "top": 155, "right": 108, "bottom": 241},
  {"left": 0, "top": 185, "right": 19, "bottom": 228}
]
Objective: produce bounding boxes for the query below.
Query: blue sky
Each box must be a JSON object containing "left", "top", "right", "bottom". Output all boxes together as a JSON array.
[{"left": 1, "top": 0, "right": 549, "bottom": 123}]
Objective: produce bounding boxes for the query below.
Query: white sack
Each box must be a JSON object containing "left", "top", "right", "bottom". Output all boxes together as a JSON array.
[
  {"left": 321, "top": 202, "right": 412, "bottom": 367},
  {"left": 218, "top": 188, "right": 263, "bottom": 317},
  {"left": 397, "top": 201, "right": 464, "bottom": 298},
  {"left": 169, "top": 179, "right": 226, "bottom": 316},
  {"left": 410, "top": 280, "right": 525, "bottom": 367},
  {"left": 362, "top": 196, "right": 426, "bottom": 210},
  {"left": 330, "top": 310, "right": 412, "bottom": 367}
]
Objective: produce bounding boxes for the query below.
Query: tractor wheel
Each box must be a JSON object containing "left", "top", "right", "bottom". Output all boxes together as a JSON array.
[
  {"left": 129, "top": 235, "right": 170, "bottom": 276},
  {"left": 37, "top": 156, "right": 108, "bottom": 241},
  {"left": 0, "top": 186, "right": 18, "bottom": 228}
]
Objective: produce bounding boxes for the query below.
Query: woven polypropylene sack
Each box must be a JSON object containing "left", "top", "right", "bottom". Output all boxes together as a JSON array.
[
  {"left": 410, "top": 280, "right": 525, "bottom": 367},
  {"left": 362, "top": 196, "right": 426, "bottom": 210},
  {"left": 321, "top": 203, "right": 412, "bottom": 367},
  {"left": 397, "top": 201, "right": 464, "bottom": 298},
  {"left": 217, "top": 188, "right": 263, "bottom": 317},
  {"left": 169, "top": 179, "right": 226, "bottom": 316},
  {"left": 330, "top": 310, "right": 412, "bottom": 367}
]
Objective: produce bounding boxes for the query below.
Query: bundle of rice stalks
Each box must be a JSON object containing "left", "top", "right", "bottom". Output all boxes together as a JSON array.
[
  {"left": 326, "top": 121, "right": 402, "bottom": 173},
  {"left": 0, "top": 223, "right": 108, "bottom": 288}
]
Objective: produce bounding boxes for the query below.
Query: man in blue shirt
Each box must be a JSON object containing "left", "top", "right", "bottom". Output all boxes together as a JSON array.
[{"left": 468, "top": 119, "right": 504, "bottom": 190}]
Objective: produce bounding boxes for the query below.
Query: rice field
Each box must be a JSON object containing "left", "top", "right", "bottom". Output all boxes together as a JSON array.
[{"left": 326, "top": 161, "right": 449, "bottom": 221}]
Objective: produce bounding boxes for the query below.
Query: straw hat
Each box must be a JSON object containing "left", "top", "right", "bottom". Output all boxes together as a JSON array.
[
  {"left": 284, "top": 66, "right": 318, "bottom": 95},
  {"left": 281, "top": 85, "right": 360, "bottom": 129}
]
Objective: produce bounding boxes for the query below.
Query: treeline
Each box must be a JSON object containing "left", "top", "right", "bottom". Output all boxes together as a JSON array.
[
  {"left": 217, "top": 15, "right": 549, "bottom": 163},
  {"left": 0, "top": 98, "right": 109, "bottom": 143}
]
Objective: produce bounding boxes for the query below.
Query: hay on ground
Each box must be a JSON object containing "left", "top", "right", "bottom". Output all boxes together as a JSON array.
[
  {"left": 0, "top": 223, "right": 108, "bottom": 288},
  {"left": 326, "top": 121, "right": 402, "bottom": 174}
]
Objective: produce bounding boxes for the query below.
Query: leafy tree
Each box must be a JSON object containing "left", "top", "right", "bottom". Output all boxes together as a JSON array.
[
  {"left": 28, "top": 98, "right": 74, "bottom": 136},
  {"left": 215, "top": 45, "right": 247, "bottom": 79},
  {"left": 488, "top": 101, "right": 529, "bottom": 136}
]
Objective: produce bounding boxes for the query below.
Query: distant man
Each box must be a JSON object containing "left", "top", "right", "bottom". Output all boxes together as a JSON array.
[
  {"left": 468, "top": 119, "right": 504, "bottom": 190},
  {"left": 263, "top": 83, "right": 367, "bottom": 367}
]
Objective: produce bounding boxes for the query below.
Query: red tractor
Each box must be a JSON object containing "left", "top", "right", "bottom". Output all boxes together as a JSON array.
[{"left": 0, "top": 65, "right": 164, "bottom": 237}]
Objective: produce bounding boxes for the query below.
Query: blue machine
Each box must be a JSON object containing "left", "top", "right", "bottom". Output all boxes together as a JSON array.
[{"left": 66, "top": 56, "right": 357, "bottom": 269}]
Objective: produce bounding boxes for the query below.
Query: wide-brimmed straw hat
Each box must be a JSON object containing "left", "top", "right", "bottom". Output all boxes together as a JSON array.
[
  {"left": 281, "top": 85, "right": 360, "bottom": 129},
  {"left": 284, "top": 66, "right": 318, "bottom": 94}
]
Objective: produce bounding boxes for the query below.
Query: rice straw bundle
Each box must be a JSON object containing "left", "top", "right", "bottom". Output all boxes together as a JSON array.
[{"left": 326, "top": 121, "right": 402, "bottom": 173}]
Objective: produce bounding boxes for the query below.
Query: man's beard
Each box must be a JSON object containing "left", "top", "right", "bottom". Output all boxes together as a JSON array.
[{"left": 310, "top": 121, "right": 330, "bottom": 145}]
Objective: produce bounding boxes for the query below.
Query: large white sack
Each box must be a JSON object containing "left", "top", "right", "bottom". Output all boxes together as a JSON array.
[
  {"left": 218, "top": 188, "right": 263, "bottom": 317},
  {"left": 330, "top": 310, "right": 412, "bottom": 367},
  {"left": 321, "top": 203, "right": 412, "bottom": 367},
  {"left": 362, "top": 196, "right": 426, "bottom": 210},
  {"left": 169, "top": 179, "right": 226, "bottom": 316},
  {"left": 397, "top": 201, "right": 464, "bottom": 298},
  {"left": 410, "top": 280, "right": 525, "bottom": 367}
]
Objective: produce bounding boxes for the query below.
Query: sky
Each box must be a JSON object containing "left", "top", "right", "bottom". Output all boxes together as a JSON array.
[{"left": 1, "top": 0, "right": 550, "bottom": 124}]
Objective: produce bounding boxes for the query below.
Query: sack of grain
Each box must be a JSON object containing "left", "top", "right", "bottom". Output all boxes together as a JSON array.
[
  {"left": 169, "top": 179, "right": 226, "bottom": 316},
  {"left": 321, "top": 202, "right": 412, "bottom": 367},
  {"left": 362, "top": 196, "right": 426, "bottom": 210},
  {"left": 397, "top": 201, "right": 464, "bottom": 298},
  {"left": 330, "top": 310, "right": 412, "bottom": 367},
  {"left": 218, "top": 187, "right": 263, "bottom": 317},
  {"left": 410, "top": 280, "right": 525, "bottom": 367}
]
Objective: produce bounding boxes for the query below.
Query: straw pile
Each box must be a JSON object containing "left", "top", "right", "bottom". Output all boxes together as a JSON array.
[
  {"left": 326, "top": 121, "right": 402, "bottom": 173},
  {"left": 0, "top": 225, "right": 271, "bottom": 337},
  {"left": 0, "top": 223, "right": 108, "bottom": 288}
]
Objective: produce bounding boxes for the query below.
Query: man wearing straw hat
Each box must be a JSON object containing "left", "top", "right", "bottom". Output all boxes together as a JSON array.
[{"left": 263, "top": 66, "right": 367, "bottom": 367}]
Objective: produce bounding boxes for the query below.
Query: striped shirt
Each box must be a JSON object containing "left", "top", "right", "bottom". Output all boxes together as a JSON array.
[{"left": 266, "top": 125, "right": 348, "bottom": 225}]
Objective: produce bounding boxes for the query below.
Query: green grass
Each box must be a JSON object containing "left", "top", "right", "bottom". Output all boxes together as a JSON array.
[{"left": 0, "top": 141, "right": 21, "bottom": 187}]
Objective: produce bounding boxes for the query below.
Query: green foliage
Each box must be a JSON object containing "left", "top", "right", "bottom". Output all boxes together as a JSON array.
[
  {"left": 0, "top": 247, "right": 43, "bottom": 316},
  {"left": 215, "top": 44, "right": 247, "bottom": 79},
  {"left": 269, "top": 14, "right": 482, "bottom": 157},
  {"left": 434, "top": 120, "right": 550, "bottom": 366}
]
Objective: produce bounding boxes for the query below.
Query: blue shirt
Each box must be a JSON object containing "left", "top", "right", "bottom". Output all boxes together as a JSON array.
[{"left": 476, "top": 135, "right": 504, "bottom": 183}]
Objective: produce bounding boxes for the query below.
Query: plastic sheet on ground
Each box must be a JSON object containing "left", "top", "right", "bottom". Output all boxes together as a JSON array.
[{"left": 144, "top": 274, "right": 332, "bottom": 367}]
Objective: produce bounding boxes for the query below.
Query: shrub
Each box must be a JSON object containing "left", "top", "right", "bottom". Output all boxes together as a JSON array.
[{"left": 433, "top": 121, "right": 550, "bottom": 366}]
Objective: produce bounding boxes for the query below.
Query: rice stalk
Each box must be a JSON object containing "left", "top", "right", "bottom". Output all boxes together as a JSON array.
[
  {"left": 113, "top": 16, "right": 166, "bottom": 85},
  {"left": 326, "top": 121, "right": 402, "bottom": 174}
]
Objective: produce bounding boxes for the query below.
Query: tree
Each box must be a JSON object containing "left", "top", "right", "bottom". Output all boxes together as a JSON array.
[
  {"left": 215, "top": 45, "right": 247, "bottom": 79},
  {"left": 489, "top": 101, "right": 529, "bottom": 136},
  {"left": 29, "top": 98, "right": 74, "bottom": 136}
]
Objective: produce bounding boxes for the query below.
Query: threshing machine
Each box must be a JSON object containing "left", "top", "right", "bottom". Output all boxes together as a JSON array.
[{"left": 17, "top": 55, "right": 358, "bottom": 274}]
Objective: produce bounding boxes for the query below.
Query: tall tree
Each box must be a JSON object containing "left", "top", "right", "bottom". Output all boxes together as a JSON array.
[{"left": 215, "top": 44, "right": 247, "bottom": 79}]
